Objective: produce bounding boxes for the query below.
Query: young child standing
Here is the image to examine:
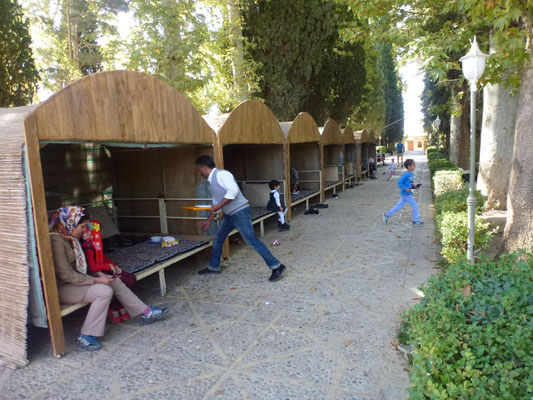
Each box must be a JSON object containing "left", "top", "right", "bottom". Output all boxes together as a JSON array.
[
  {"left": 383, "top": 159, "right": 424, "bottom": 226},
  {"left": 267, "top": 180, "right": 290, "bottom": 231},
  {"left": 387, "top": 158, "right": 397, "bottom": 181}
]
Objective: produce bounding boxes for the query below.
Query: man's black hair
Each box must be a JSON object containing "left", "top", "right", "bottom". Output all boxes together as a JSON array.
[
  {"left": 404, "top": 159, "right": 415, "bottom": 169},
  {"left": 269, "top": 179, "right": 280, "bottom": 190},
  {"left": 195, "top": 155, "right": 216, "bottom": 169}
]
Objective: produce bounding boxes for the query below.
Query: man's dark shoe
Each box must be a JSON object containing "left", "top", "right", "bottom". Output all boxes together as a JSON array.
[
  {"left": 268, "top": 264, "right": 286, "bottom": 282},
  {"left": 314, "top": 203, "right": 329, "bottom": 209},
  {"left": 198, "top": 268, "right": 221, "bottom": 275}
]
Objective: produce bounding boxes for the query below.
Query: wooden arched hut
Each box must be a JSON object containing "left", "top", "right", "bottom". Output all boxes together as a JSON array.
[
  {"left": 206, "top": 100, "right": 288, "bottom": 238},
  {"left": 342, "top": 126, "right": 357, "bottom": 187},
  {"left": 0, "top": 70, "right": 218, "bottom": 364},
  {"left": 354, "top": 129, "right": 368, "bottom": 179},
  {"left": 281, "top": 112, "right": 322, "bottom": 219},
  {"left": 320, "top": 119, "right": 344, "bottom": 199}
]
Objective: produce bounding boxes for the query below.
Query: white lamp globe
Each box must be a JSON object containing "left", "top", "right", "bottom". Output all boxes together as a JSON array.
[
  {"left": 434, "top": 115, "right": 441, "bottom": 129},
  {"left": 460, "top": 36, "right": 489, "bottom": 82}
]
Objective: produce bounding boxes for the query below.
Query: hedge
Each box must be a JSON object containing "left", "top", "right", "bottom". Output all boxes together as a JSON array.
[{"left": 402, "top": 253, "right": 533, "bottom": 399}]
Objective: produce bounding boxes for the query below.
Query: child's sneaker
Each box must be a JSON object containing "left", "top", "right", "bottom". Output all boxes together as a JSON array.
[
  {"left": 383, "top": 213, "right": 389, "bottom": 224},
  {"left": 142, "top": 306, "right": 169, "bottom": 325},
  {"left": 413, "top": 221, "right": 424, "bottom": 226},
  {"left": 108, "top": 308, "right": 122, "bottom": 324},
  {"left": 119, "top": 307, "right": 130, "bottom": 321},
  {"left": 278, "top": 223, "right": 290, "bottom": 231},
  {"left": 77, "top": 334, "right": 101, "bottom": 351}
]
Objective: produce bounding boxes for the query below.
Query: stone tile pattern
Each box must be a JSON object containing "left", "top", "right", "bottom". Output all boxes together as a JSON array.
[{"left": 0, "top": 152, "right": 436, "bottom": 400}]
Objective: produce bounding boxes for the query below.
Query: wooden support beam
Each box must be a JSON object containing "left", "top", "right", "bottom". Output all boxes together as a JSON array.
[{"left": 24, "top": 119, "right": 66, "bottom": 358}]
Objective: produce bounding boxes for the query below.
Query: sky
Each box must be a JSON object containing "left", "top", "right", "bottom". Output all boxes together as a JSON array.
[{"left": 400, "top": 62, "right": 426, "bottom": 139}]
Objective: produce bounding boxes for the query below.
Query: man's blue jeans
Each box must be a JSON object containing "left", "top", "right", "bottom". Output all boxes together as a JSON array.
[
  {"left": 385, "top": 195, "right": 419, "bottom": 222},
  {"left": 208, "top": 206, "right": 281, "bottom": 271}
]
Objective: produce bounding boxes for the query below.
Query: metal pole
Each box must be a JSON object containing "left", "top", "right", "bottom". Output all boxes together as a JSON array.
[{"left": 467, "top": 81, "right": 477, "bottom": 264}]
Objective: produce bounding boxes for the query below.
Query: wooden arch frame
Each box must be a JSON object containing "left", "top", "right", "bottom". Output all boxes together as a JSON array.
[
  {"left": 23, "top": 71, "right": 215, "bottom": 358},
  {"left": 281, "top": 112, "right": 322, "bottom": 217}
]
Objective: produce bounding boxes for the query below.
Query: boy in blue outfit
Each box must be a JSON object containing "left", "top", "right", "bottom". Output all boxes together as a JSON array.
[{"left": 383, "top": 159, "right": 424, "bottom": 226}]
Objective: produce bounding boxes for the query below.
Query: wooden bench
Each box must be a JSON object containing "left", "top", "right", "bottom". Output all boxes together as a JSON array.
[{"left": 60, "top": 235, "right": 212, "bottom": 317}]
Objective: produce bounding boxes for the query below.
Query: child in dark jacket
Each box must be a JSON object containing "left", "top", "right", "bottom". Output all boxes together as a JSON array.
[
  {"left": 267, "top": 180, "right": 290, "bottom": 231},
  {"left": 82, "top": 220, "right": 137, "bottom": 323}
]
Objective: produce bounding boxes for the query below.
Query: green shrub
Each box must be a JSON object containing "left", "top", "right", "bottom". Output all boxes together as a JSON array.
[
  {"left": 433, "top": 170, "right": 465, "bottom": 196},
  {"left": 438, "top": 212, "right": 493, "bottom": 263},
  {"left": 429, "top": 159, "right": 459, "bottom": 178},
  {"left": 403, "top": 252, "right": 533, "bottom": 399},
  {"left": 426, "top": 146, "right": 437, "bottom": 157},
  {"left": 435, "top": 188, "right": 486, "bottom": 216},
  {"left": 427, "top": 152, "right": 447, "bottom": 162}
]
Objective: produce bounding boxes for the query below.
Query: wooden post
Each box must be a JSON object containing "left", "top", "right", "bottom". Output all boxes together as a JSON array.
[
  {"left": 24, "top": 118, "right": 66, "bottom": 357},
  {"left": 158, "top": 198, "right": 168, "bottom": 234}
]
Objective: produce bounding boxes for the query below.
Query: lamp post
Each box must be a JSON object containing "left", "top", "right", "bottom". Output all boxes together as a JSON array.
[
  {"left": 434, "top": 115, "right": 441, "bottom": 151},
  {"left": 460, "top": 36, "right": 488, "bottom": 264}
]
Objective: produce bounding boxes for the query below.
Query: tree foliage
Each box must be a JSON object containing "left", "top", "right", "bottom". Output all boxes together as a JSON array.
[
  {"left": 25, "top": 0, "right": 127, "bottom": 92},
  {"left": 421, "top": 73, "right": 451, "bottom": 147},
  {"left": 241, "top": 0, "right": 367, "bottom": 125},
  {"left": 381, "top": 42, "right": 404, "bottom": 144},
  {"left": 125, "top": 0, "right": 211, "bottom": 112},
  {"left": 0, "top": 0, "right": 39, "bottom": 106}
]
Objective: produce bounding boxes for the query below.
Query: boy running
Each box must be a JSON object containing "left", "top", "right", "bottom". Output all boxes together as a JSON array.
[{"left": 383, "top": 159, "right": 424, "bottom": 226}]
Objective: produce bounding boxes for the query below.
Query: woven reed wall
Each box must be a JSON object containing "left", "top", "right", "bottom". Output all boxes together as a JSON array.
[{"left": 0, "top": 107, "right": 33, "bottom": 368}]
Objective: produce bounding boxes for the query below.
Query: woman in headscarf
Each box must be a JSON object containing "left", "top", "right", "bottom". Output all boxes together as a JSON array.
[{"left": 49, "top": 206, "right": 169, "bottom": 351}]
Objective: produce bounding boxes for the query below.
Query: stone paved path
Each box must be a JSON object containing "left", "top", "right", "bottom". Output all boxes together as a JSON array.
[{"left": 0, "top": 151, "right": 437, "bottom": 400}]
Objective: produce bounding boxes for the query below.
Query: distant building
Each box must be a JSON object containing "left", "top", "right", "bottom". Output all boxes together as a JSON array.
[{"left": 404, "top": 135, "right": 428, "bottom": 151}]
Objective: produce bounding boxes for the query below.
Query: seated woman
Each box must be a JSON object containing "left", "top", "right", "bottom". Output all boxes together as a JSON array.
[{"left": 49, "top": 206, "right": 169, "bottom": 351}]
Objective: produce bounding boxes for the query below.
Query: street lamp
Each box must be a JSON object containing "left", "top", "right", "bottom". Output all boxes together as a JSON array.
[
  {"left": 434, "top": 115, "right": 441, "bottom": 151},
  {"left": 460, "top": 36, "right": 488, "bottom": 264}
]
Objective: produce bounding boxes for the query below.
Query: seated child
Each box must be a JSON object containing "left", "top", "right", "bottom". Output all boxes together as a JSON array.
[
  {"left": 267, "top": 180, "right": 290, "bottom": 231},
  {"left": 81, "top": 220, "right": 137, "bottom": 323},
  {"left": 290, "top": 167, "right": 300, "bottom": 194}
]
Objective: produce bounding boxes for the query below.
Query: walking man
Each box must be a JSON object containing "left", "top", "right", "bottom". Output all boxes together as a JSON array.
[
  {"left": 195, "top": 155, "right": 287, "bottom": 282},
  {"left": 396, "top": 141, "right": 405, "bottom": 167}
]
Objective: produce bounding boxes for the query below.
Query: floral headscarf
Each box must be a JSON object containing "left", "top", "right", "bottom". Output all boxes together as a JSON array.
[{"left": 49, "top": 206, "right": 88, "bottom": 274}]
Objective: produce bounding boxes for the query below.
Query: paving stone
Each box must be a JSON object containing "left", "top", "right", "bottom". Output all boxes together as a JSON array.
[{"left": 1, "top": 152, "right": 437, "bottom": 400}]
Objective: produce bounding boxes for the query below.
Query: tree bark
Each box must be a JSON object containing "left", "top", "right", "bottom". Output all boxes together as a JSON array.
[
  {"left": 504, "top": 65, "right": 533, "bottom": 252},
  {"left": 477, "top": 78, "right": 518, "bottom": 210},
  {"left": 227, "top": 0, "right": 246, "bottom": 101},
  {"left": 449, "top": 86, "right": 461, "bottom": 165},
  {"left": 457, "top": 82, "right": 471, "bottom": 169}
]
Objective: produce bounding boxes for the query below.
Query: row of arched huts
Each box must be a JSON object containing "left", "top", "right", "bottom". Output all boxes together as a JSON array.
[{"left": 0, "top": 71, "right": 377, "bottom": 367}]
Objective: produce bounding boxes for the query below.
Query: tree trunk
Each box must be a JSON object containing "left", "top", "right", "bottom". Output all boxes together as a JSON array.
[
  {"left": 477, "top": 79, "right": 518, "bottom": 210},
  {"left": 227, "top": 0, "right": 246, "bottom": 101},
  {"left": 457, "top": 82, "right": 471, "bottom": 169},
  {"left": 449, "top": 86, "right": 461, "bottom": 164},
  {"left": 504, "top": 65, "right": 533, "bottom": 252}
]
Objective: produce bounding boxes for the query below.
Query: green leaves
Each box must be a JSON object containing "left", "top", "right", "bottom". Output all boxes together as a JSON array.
[
  {"left": 0, "top": 0, "right": 39, "bottom": 106},
  {"left": 403, "top": 252, "right": 533, "bottom": 398}
]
